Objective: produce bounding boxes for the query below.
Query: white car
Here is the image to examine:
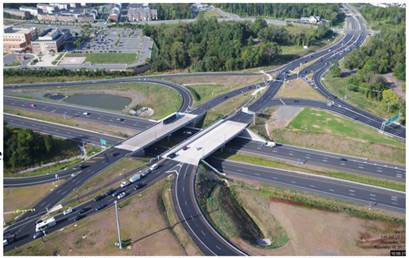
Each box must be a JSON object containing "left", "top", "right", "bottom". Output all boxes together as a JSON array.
[
  {"left": 117, "top": 192, "right": 126, "bottom": 200},
  {"left": 149, "top": 163, "right": 158, "bottom": 171},
  {"left": 82, "top": 112, "right": 90, "bottom": 116},
  {"left": 63, "top": 208, "right": 73, "bottom": 215},
  {"left": 120, "top": 181, "right": 130, "bottom": 188},
  {"left": 265, "top": 141, "right": 276, "bottom": 147}
]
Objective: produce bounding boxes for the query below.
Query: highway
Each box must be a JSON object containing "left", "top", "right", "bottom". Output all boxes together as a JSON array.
[
  {"left": 4, "top": 158, "right": 180, "bottom": 252},
  {"left": 6, "top": 105, "right": 405, "bottom": 186},
  {"left": 226, "top": 137, "right": 405, "bottom": 181},
  {"left": 172, "top": 163, "right": 246, "bottom": 256},
  {"left": 4, "top": 5, "right": 406, "bottom": 255},
  {"left": 208, "top": 158, "right": 405, "bottom": 213}
]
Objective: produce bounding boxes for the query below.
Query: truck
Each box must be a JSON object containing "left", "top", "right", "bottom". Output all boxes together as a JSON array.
[
  {"left": 265, "top": 141, "right": 276, "bottom": 147},
  {"left": 129, "top": 174, "right": 141, "bottom": 183},
  {"left": 35, "top": 217, "right": 56, "bottom": 232}
]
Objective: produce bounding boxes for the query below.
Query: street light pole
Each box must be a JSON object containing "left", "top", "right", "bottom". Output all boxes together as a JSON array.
[{"left": 114, "top": 201, "right": 122, "bottom": 249}]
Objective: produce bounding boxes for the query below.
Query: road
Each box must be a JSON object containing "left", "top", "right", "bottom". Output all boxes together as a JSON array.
[
  {"left": 4, "top": 158, "right": 179, "bottom": 252},
  {"left": 4, "top": 5, "right": 405, "bottom": 255},
  {"left": 5, "top": 115, "right": 404, "bottom": 188},
  {"left": 172, "top": 163, "right": 246, "bottom": 256},
  {"left": 208, "top": 158, "right": 405, "bottom": 213},
  {"left": 5, "top": 77, "right": 193, "bottom": 114}
]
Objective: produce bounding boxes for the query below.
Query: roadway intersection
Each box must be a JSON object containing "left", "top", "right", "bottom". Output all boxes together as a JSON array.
[{"left": 3, "top": 4, "right": 406, "bottom": 255}]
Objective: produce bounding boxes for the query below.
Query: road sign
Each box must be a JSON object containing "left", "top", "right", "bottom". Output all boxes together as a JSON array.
[
  {"left": 100, "top": 138, "right": 107, "bottom": 146},
  {"left": 383, "top": 113, "right": 400, "bottom": 126}
]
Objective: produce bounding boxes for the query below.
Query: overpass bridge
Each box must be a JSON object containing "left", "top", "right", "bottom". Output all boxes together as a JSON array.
[
  {"left": 115, "top": 112, "right": 198, "bottom": 155},
  {"left": 162, "top": 119, "right": 249, "bottom": 165}
]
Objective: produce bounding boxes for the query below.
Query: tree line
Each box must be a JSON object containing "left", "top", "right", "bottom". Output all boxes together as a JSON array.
[
  {"left": 4, "top": 68, "right": 135, "bottom": 78},
  {"left": 214, "top": 3, "right": 345, "bottom": 25},
  {"left": 143, "top": 16, "right": 333, "bottom": 72},
  {"left": 149, "top": 3, "right": 194, "bottom": 20},
  {"left": 4, "top": 124, "right": 80, "bottom": 172}
]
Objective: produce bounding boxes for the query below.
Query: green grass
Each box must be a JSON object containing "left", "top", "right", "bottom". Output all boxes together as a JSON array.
[
  {"left": 323, "top": 73, "right": 392, "bottom": 119},
  {"left": 5, "top": 60, "right": 21, "bottom": 67},
  {"left": 186, "top": 84, "right": 240, "bottom": 107},
  {"left": 85, "top": 144, "right": 102, "bottom": 157},
  {"left": 4, "top": 158, "right": 82, "bottom": 178},
  {"left": 202, "top": 92, "right": 254, "bottom": 128},
  {"left": 4, "top": 74, "right": 118, "bottom": 84},
  {"left": 66, "top": 52, "right": 137, "bottom": 64},
  {"left": 288, "top": 108, "right": 403, "bottom": 147},
  {"left": 217, "top": 151, "right": 405, "bottom": 192}
]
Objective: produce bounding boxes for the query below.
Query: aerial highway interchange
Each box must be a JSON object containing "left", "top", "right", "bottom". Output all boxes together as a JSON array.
[{"left": 3, "top": 4, "right": 405, "bottom": 256}]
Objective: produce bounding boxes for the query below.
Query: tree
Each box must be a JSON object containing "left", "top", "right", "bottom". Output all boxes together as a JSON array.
[
  {"left": 382, "top": 89, "right": 400, "bottom": 113},
  {"left": 330, "top": 62, "right": 341, "bottom": 77}
]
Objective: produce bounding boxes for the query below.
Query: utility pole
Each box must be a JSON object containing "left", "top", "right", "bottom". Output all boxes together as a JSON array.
[{"left": 114, "top": 201, "right": 122, "bottom": 249}]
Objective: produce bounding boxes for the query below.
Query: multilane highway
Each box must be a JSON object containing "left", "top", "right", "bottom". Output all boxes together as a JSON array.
[{"left": 4, "top": 5, "right": 405, "bottom": 255}]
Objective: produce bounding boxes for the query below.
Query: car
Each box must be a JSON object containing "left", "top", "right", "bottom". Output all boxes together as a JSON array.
[
  {"left": 3, "top": 239, "right": 8, "bottom": 246},
  {"left": 182, "top": 146, "right": 189, "bottom": 150},
  {"left": 95, "top": 203, "right": 107, "bottom": 211},
  {"left": 168, "top": 153, "right": 177, "bottom": 159},
  {"left": 33, "top": 231, "right": 44, "bottom": 239},
  {"left": 30, "top": 104, "right": 36, "bottom": 108},
  {"left": 116, "top": 192, "right": 126, "bottom": 200},
  {"left": 79, "top": 164, "right": 89, "bottom": 169},
  {"left": 149, "top": 163, "right": 159, "bottom": 171},
  {"left": 106, "top": 188, "right": 116, "bottom": 196},
  {"left": 117, "top": 118, "right": 124, "bottom": 122},
  {"left": 95, "top": 194, "right": 106, "bottom": 201},
  {"left": 112, "top": 152, "right": 120, "bottom": 157},
  {"left": 71, "top": 214, "right": 84, "bottom": 221},
  {"left": 120, "top": 181, "right": 130, "bottom": 188},
  {"left": 133, "top": 183, "right": 144, "bottom": 191},
  {"left": 340, "top": 158, "right": 348, "bottom": 162},
  {"left": 82, "top": 112, "right": 90, "bottom": 116},
  {"left": 63, "top": 208, "right": 73, "bottom": 215}
]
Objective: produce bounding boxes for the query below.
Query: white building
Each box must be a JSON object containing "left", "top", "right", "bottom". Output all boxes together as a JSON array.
[
  {"left": 37, "top": 4, "right": 56, "bottom": 14},
  {"left": 19, "top": 6, "right": 38, "bottom": 16}
]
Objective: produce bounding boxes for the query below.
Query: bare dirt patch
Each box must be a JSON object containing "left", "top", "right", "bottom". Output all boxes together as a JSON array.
[
  {"left": 276, "top": 78, "right": 327, "bottom": 101},
  {"left": 269, "top": 106, "right": 303, "bottom": 129},
  {"left": 228, "top": 179, "right": 404, "bottom": 256},
  {"left": 7, "top": 179, "right": 187, "bottom": 256},
  {"left": 59, "top": 57, "right": 85, "bottom": 65}
]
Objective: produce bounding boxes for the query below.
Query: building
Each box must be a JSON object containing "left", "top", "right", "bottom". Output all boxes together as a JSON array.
[
  {"left": 300, "top": 16, "right": 321, "bottom": 24},
  {"left": 127, "top": 6, "right": 158, "bottom": 21},
  {"left": 49, "top": 3, "right": 69, "bottom": 10},
  {"left": 4, "top": 26, "right": 37, "bottom": 53},
  {"left": 77, "top": 14, "right": 95, "bottom": 23},
  {"left": 19, "top": 6, "right": 38, "bottom": 16},
  {"left": 108, "top": 4, "right": 121, "bottom": 22},
  {"left": 37, "top": 4, "right": 56, "bottom": 14},
  {"left": 31, "top": 28, "right": 67, "bottom": 55},
  {"left": 4, "top": 8, "right": 31, "bottom": 19}
]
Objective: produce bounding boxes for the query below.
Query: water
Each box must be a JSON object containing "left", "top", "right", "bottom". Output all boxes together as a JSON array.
[{"left": 64, "top": 94, "right": 131, "bottom": 111}]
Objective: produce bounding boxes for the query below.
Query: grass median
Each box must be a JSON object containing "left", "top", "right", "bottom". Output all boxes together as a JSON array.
[{"left": 216, "top": 151, "right": 405, "bottom": 192}]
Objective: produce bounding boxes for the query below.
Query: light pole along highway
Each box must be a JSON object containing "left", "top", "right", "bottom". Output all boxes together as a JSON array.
[{"left": 4, "top": 5, "right": 405, "bottom": 255}]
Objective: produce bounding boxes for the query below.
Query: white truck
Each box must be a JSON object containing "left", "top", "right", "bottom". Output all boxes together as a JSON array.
[
  {"left": 265, "top": 141, "right": 276, "bottom": 147},
  {"left": 35, "top": 217, "right": 56, "bottom": 232},
  {"left": 129, "top": 174, "right": 141, "bottom": 183}
]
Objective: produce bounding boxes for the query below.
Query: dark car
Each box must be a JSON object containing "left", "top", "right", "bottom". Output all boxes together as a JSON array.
[
  {"left": 80, "top": 164, "right": 89, "bottom": 169},
  {"left": 71, "top": 214, "right": 84, "bottom": 221},
  {"left": 106, "top": 188, "right": 116, "bottom": 196},
  {"left": 168, "top": 153, "right": 177, "bottom": 159},
  {"left": 79, "top": 207, "right": 91, "bottom": 215},
  {"left": 112, "top": 152, "right": 120, "bottom": 157},
  {"left": 95, "top": 194, "right": 106, "bottom": 201},
  {"left": 95, "top": 203, "right": 107, "bottom": 211},
  {"left": 33, "top": 231, "right": 44, "bottom": 239},
  {"left": 133, "top": 183, "right": 145, "bottom": 191}
]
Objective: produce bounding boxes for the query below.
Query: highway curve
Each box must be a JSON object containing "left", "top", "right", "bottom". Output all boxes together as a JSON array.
[{"left": 172, "top": 163, "right": 246, "bottom": 256}]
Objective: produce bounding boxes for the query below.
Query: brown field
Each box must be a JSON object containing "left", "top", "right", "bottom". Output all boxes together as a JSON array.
[
  {"left": 7, "top": 179, "right": 188, "bottom": 256},
  {"left": 4, "top": 182, "right": 61, "bottom": 224},
  {"left": 276, "top": 78, "right": 326, "bottom": 101},
  {"left": 229, "top": 179, "right": 405, "bottom": 256}
]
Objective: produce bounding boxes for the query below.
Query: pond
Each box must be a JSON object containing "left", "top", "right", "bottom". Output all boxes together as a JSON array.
[{"left": 64, "top": 94, "right": 131, "bottom": 111}]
